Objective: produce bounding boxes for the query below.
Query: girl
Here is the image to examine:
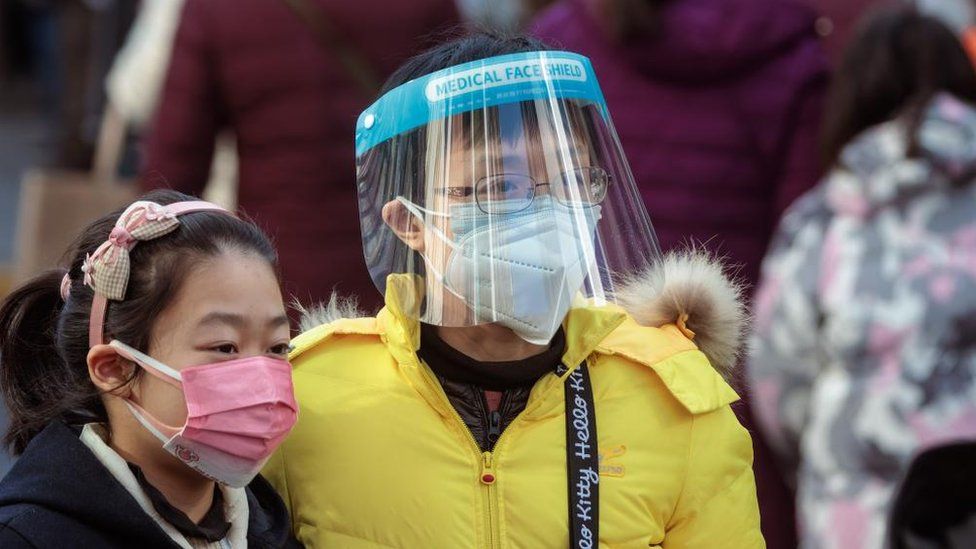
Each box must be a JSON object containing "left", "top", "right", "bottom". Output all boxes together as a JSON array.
[{"left": 0, "top": 190, "right": 301, "bottom": 548}]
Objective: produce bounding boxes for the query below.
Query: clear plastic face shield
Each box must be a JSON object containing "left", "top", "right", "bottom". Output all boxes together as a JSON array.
[{"left": 356, "top": 51, "right": 660, "bottom": 344}]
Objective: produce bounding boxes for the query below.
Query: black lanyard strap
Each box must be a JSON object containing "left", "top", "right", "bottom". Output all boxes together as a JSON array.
[{"left": 564, "top": 362, "right": 599, "bottom": 548}]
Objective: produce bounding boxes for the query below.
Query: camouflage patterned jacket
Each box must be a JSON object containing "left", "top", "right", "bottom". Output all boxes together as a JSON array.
[{"left": 748, "top": 93, "right": 976, "bottom": 549}]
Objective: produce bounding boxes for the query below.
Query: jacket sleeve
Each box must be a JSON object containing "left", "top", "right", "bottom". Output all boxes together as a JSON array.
[
  {"left": 663, "top": 405, "right": 765, "bottom": 548},
  {"left": 140, "top": 0, "right": 220, "bottom": 195},
  {"left": 746, "top": 191, "right": 829, "bottom": 479}
]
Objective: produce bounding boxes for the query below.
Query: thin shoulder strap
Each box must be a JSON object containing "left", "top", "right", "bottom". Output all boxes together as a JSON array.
[{"left": 281, "top": 0, "right": 382, "bottom": 96}]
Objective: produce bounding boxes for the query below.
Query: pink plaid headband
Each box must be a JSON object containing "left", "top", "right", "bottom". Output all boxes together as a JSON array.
[{"left": 60, "top": 200, "right": 230, "bottom": 347}]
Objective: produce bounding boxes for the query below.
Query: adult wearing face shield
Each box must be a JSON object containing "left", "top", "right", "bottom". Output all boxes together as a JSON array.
[{"left": 264, "top": 33, "right": 764, "bottom": 548}]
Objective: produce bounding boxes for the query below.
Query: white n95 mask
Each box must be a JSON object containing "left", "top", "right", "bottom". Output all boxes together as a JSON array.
[{"left": 399, "top": 195, "right": 601, "bottom": 344}]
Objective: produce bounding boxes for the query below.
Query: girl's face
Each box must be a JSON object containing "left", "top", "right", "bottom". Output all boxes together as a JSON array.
[{"left": 109, "top": 249, "right": 289, "bottom": 470}]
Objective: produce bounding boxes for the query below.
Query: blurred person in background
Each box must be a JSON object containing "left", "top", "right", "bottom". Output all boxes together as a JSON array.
[
  {"left": 531, "top": 0, "right": 828, "bottom": 288},
  {"left": 32, "top": 0, "right": 133, "bottom": 169},
  {"left": 531, "top": 1, "right": 830, "bottom": 546},
  {"left": 795, "top": 0, "right": 974, "bottom": 68},
  {"left": 141, "top": 0, "right": 459, "bottom": 311},
  {"left": 918, "top": 0, "right": 976, "bottom": 107},
  {"left": 0, "top": 0, "right": 134, "bottom": 475},
  {"left": 796, "top": 0, "right": 878, "bottom": 65},
  {"left": 104, "top": 0, "right": 185, "bottom": 132},
  {"left": 0, "top": 0, "right": 134, "bottom": 168},
  {"left": 748, "top": 6, "right": 976, "bottom": 548},
  {"left": 915, "top": 0, "right": 976, "bottom": 73},
  {"left": 105, "top": 0, "right": 238, "bottom": 207}
]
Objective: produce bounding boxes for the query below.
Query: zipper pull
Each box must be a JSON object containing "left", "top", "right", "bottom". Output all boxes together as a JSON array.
[
  {"left": 487, "top": 410, "right": 502, "bottom": 447},
  {"left": 481, "top": 452, "right": 496, "bottom": 485}
]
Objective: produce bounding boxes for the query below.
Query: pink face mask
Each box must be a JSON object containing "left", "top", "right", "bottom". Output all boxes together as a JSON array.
[{"left": 109, "top": 340, "right": 298, "bottom": 488}]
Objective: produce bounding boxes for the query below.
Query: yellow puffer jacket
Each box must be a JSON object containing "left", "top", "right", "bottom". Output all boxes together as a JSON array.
[{"left": 265, "top": 253, "right": 764, "bottom": 548}]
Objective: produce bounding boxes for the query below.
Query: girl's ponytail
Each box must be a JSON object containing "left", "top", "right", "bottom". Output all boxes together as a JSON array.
[{"left": 0, "top": 270, "right": 80, "bottom": 454}]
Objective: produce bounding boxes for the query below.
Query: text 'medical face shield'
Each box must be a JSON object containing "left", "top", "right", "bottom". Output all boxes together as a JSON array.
[{"left": 356, "top": 51, "right": 659, "bottom": 343}]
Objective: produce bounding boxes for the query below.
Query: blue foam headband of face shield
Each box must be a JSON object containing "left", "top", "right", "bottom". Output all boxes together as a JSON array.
[{"left": 355, "top": 50, "right": 609, "bottom": 157}]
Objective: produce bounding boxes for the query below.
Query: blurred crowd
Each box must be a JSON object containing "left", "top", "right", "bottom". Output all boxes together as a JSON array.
[{"left": 2, "top": 0, "right": 976, "bottom": 547}]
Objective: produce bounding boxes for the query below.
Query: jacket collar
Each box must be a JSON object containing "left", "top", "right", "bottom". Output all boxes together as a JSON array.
[
  {"left": 0, "top": 421, "right": 178, "bottom": 544},
  {"left": 296, "top": 249, "right": 749, "bottom": 381},
  {"left": 292, "top": 259, "right": 743, "bottom": 415},
  {"left": 0, "top": 421, "right": 293, "bottom": 548},
  {"left": 358, "top": 275, "right": 631, "bottom": 420},
  {"left": 373, "top": 274, "right": 628, "bottom": 371}
]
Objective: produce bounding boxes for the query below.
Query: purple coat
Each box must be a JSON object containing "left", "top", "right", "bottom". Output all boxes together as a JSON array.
[
  {"left": 533, "top": 1, "right": 830, "bottom": 547},
  {"left": 143, "top": 0, "right": 459, "bottom": 311},
  {"left": 533, "top": 0, "right": 828, "bottom": 288}
]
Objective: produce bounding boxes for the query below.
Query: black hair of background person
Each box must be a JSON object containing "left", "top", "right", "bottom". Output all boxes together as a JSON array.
[
  {"left": 821, "top": 5, "right": 976, "bottom": 169},
  {"left": 0, "top": 190, "right": 278, "bottom": 454},
  {"left": 888, "top": 443, "right": 976, "bottom": 548}
]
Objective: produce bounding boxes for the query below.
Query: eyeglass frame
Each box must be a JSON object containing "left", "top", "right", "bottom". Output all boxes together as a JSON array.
[{"left": 438, "top": 166, "right": 612, "bottom": 214}]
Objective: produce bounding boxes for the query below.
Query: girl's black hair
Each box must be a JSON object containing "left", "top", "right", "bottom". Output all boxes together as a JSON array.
[
  {"left": 821, "top": 6, "right": 976, "bottom": 169},
  {"left": 0, "top": 189, "right": 278, "bottom": 454}
]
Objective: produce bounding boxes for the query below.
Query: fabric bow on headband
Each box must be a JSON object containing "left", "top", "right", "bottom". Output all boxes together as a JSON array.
[
  {"left": 68, "top": 199, "right": 229, "bottom": 347},
  {"left": 82, "top": 201, "right": 181, "bottom": 300}
]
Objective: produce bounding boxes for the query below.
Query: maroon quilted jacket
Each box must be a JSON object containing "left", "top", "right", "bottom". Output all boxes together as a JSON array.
[{"left": 142, "top": 0, "right": 459, "bottom": 311}]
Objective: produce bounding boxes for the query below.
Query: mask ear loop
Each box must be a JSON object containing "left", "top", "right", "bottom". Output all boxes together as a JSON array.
[
  {"left": 124, "top": 401, "right": 182, "bottom": 441},
  {"left": 394, "top": 197, "right": 466, "bottom": 298},
  {"left": 109, "top": 340, "right": 186, "bottom": 439},
  {"left": 109, "top": 340, "right": 183, "bottom": 388},
  {"left": 395, "top": 196, "right": 458, "bottom": 249}
]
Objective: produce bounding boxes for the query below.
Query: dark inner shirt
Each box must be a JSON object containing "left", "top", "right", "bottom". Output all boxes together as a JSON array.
[
  {"left": 127, "top": 462, "right": 231, "bottom": 542},
  {"left": 417, "top": 323, "right": 566, "bottom": 390},
  {"left": 417, "top": 323, "right": 566, "bottom": 450}
]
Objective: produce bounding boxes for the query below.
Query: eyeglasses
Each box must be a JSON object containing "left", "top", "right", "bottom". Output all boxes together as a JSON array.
[{"left": 442, "top": 166, "right": 612, "bottom": 214}]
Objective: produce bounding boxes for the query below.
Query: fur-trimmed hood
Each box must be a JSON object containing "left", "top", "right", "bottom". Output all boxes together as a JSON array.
[
  {"left": 296, "top": 250, "right": 747, "bottom": 379},
  {"left": 614, "top": 249, "right": 748, "bottom": 379}
]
